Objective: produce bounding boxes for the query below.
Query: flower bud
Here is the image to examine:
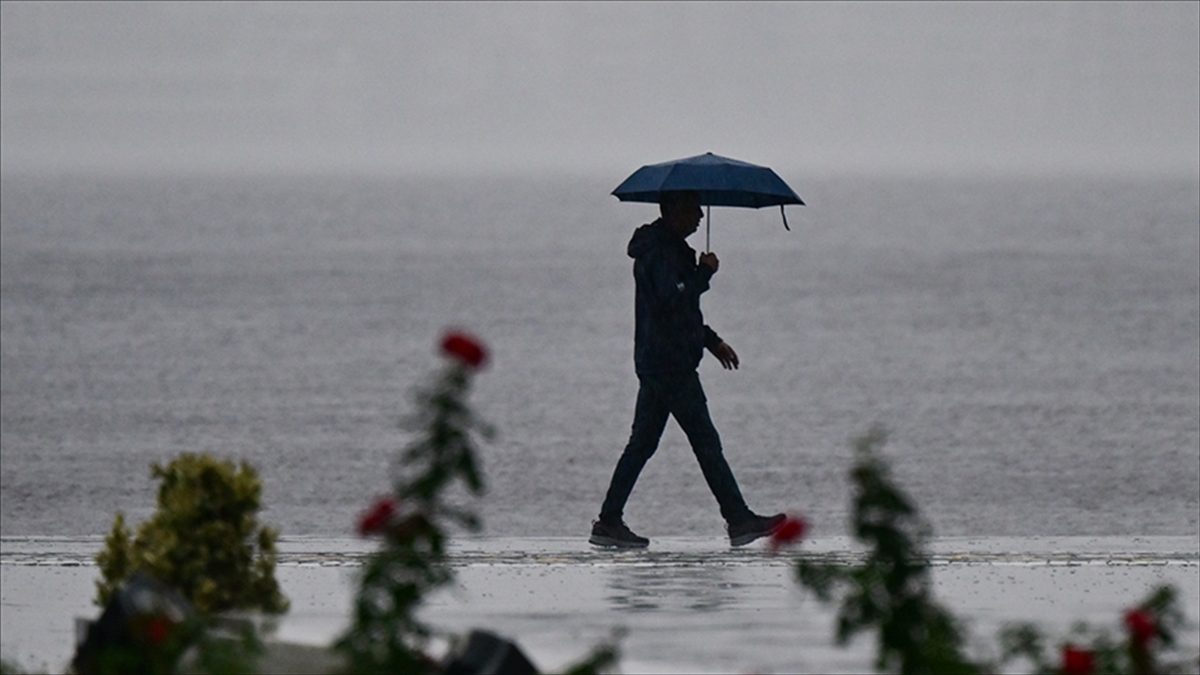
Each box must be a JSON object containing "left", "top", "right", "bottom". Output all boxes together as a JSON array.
[
  {"left": 357, "top": 497, "right": 399, "bottom": 536},
  {"left": 768, "top": 514, "right": 808, "bottom": 552},
  {"left": 1123, "top": 609, "right": 1157, "bottom": 648},
  {"left": 440, "top": 331, "right": 488, "bottom": 370},
  {"left": 1061, "top": 644, "right": 1095, "bottom": 675}
]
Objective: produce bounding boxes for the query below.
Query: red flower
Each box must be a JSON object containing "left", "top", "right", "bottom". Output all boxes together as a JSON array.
[
  {"left": 1124, "top": 609, "right": 1157, "bottom": 648},
  {"left": 440, "top": 331, "right": 488, "bottom": 370},
  {"left": 768, "top": 514, "right": 807, "bottom": 552},
  {"left": 1061, "top": 644, "right": 1095, "bottom": 675},
  {"left": 357, "top": 497, "right": 399, "bottom": 536},
  {"left": 143, "top": 615, "right": 173, "bottom": 646}
]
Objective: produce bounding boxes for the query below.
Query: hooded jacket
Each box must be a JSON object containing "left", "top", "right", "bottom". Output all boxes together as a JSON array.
[{"left": 628, "top": 219, "right": 723, "bottom": 375}]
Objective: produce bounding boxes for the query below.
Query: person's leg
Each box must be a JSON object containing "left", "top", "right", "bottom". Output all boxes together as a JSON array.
[
  {"left": 661, "top": 372, "right": 752, "bottom": 523},
  {"left": 598, "top": 376, "right": 671, "bottom": 524}
]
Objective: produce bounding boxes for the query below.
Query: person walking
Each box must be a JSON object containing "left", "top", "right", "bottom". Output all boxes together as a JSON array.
[{"left": 590, "top": 190, "right": 785, "bottom": 549}]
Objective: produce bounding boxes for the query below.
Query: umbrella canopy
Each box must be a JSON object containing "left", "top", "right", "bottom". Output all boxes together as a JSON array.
[
  {"left": 611, "top": 152, "right": 804, "bottom": 249},
  {"left": 611, "top": 152, "right": 804, "bottom": 208}
]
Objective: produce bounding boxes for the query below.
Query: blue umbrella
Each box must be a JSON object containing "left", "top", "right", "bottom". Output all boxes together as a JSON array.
[{"left": 611, "top": 152, "right": 804, "bottom": 250}]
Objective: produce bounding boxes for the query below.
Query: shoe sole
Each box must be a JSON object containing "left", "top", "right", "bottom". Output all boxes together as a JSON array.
[
  {"left": 729, "top": 520, "right": 786, "bottom": 548},
  {"left": 589, "top": 534, "right": 649, "bottom": 549}
]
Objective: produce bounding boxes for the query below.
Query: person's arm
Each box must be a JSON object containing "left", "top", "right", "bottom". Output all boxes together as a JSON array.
[
  {"left": 704, "top": 326, "right": 723, "bottom": 351},
  {"left": 644, "top": 248, "right": 714, "bottom": 312},
  {"left": 705, "top": 328, "right": 739, "bottom": 370}
]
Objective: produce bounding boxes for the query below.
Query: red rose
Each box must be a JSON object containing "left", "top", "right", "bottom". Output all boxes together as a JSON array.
[
  {"left": 143, "top": 615, "right": 173, "bottom": 646},
  {"left": 1124, "top": 609, "right": 1157, "bottom": 648},
  {"left": 1060, "top": 644, "right": 1095, "bottom": 675},
  {"left": 440, "top": 331, "right": 488, "bottom": 370},
  {"left": 357, "top": 497, "right": 399, "bottom": 536},
  {"left": 768, "top": 514, "right": 808, "bottom": 552}
]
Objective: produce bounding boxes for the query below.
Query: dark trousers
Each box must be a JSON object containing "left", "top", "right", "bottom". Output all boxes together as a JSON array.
[{"left": 599, "top": 371, "right": 751, "bottom": 524}]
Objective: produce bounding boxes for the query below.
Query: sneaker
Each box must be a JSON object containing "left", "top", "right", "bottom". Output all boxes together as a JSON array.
[
  {"left": 589, "top": 519, "right": 650, "bottom": 549},
  {"left": 728, "top": 512, "right": 787, "bottom": 547}
]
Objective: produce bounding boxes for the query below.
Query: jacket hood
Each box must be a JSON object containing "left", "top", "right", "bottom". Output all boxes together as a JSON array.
[{"left": 627, "top": 219, "right": 672, "bottom": 259}]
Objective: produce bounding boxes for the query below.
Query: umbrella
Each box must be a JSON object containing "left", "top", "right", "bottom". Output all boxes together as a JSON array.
[{"left": 611, "top": 152, "right": 804, "bottom": 250}]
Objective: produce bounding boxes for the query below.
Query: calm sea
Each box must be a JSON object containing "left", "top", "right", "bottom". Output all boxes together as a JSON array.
[{"left": 2, "top": 171, "right": 1197, "bottom": 540}]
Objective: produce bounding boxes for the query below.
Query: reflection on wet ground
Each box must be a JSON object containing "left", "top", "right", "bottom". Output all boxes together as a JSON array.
[{"left": 604, "top": 560, "right": 749, "bottom": 612}]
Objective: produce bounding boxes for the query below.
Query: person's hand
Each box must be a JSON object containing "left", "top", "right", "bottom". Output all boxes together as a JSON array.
[
  {"left": 709, "top": 341, "right": 739, "bottom": 370},
  {"left": 699, "top": 252, "right": 719, "bottom": 273}
]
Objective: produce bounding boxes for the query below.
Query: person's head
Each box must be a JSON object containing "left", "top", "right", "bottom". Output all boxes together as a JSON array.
[{"left": 659, "top": 191, "right": 703, "bottom": 239}]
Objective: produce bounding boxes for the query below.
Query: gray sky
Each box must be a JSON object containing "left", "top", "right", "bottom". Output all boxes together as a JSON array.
[{"left": 2, "top": 1, "right": 1197, "bottom": 176}]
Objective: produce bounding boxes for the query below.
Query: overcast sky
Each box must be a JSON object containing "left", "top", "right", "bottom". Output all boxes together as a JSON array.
[{"left": 2, "top": 1, "right": 1197, "bottom": 176}]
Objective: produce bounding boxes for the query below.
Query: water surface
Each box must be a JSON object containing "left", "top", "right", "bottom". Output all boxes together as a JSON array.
[{"left": 2, "top": 171, "right": 1197, "bottom": 539}]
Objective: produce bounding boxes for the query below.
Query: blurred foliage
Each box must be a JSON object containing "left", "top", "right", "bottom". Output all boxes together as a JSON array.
[
  {"left": 94, "top": 453, "right": 288, "bottom": 615},
  {"left": 73, "top": 614, "right": 263, "bottom": 675},
  {"left": 795, "top": 426, "right": 1198, "bottom": 675},
  {"left": 335, "top": 333, "right": 625, "bottom": 674},
  {"left": 999, "top": 585, "right": 1197, "bottom": 675},
  {"left": 335, "top": 350, "right": 494, "bottom": 674},
  {"left": 795, "top": 426, "right": 982, "bottom": 674}
]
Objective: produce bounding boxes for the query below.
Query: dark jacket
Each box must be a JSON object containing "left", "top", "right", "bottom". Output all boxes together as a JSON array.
[{"left": 628, "top": 219, "right": 723, "bottom": 375}]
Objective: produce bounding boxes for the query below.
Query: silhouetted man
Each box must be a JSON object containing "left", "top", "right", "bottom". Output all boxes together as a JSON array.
[{"left": 590, "top": 190, "right": 785, "bottom": 548}]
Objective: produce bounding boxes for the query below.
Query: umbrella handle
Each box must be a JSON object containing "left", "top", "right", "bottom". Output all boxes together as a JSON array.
[
  {"left": 781, "top": 204, "right": 790, "bottom": 232},
  {"left": 705, "top": 204, "right": 711, "bottom": 253}
]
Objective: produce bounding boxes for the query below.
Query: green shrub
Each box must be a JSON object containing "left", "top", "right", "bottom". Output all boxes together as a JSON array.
[
  {"left": 335, "top": 330, "right": 623, "bottom": 674},
  {"left": 796, "top": 426, "right": 981, "bottom": 675},
  {"left": 335, "top": 334, "right": 493, "bottom": 674},
  {"left": 792, "top": 426, "right": 1198, "bottom": 675},
  {"left": 95, "top": 453, "right": 288, "bottom": 615}
]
